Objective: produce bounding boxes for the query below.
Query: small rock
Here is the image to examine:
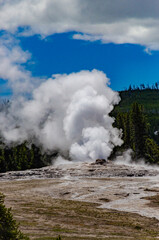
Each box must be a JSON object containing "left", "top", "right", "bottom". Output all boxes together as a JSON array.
[
  {"left": 95, "top": 159, "right": 107, "bottom": 165},
  {"left": 127, "top": 173, "right": 134, "bottom": 177},
  {"left": 99, "top": 198, "right": 110, "bottom": 202},
  {"left": 60, "top": 191, "right": 70, "bottom": 196},
  {"left": 114, "top": 193, "right": 129, "bottom": 197},
  {"left": 88, "top": 169, "right": 95, "bottom": 172}
]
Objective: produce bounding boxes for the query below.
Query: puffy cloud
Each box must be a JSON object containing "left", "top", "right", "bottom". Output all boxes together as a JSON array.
[
  {"left": 0, "top": 0, "right": 80, "bottom": 35},
  {"left": 0, "top": 35, "right": 43, "bottom": 95},
  {"left": 0, "top": 0, "right": 159, "bottom": 49},
  {"left": 0, "top": 36, "right": 31, "bottom": 94}
]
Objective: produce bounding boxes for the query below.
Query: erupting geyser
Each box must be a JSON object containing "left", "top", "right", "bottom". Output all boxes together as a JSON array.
[{"left": 0, "top": 70, "right": 123, "bottom": 161}]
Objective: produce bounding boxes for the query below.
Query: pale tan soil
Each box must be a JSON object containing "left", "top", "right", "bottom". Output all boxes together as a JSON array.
[{"left": 1, "top": 162, "right": 159, "bottom": 239}]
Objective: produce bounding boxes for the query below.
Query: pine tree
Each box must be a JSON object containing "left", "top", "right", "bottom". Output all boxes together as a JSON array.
[
  {"left": 0, "top": 193, "right": 29, "bottom": 240},
  {"left": 0, "top": 148, "right": 6, "bottom": 172},
  {"left": 145, "top": 138, "right": 159, "bottom": 164},
  {"left": 123, "top": 113, "right": 131, "bottom": 147},
  {"left": 129, "top": 103, "right": 149, "bottom": 158}
]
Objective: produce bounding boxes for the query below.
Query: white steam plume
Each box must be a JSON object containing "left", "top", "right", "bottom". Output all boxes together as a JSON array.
[{"left": 0, "top": 69, "right": 123, "bottom": 161}]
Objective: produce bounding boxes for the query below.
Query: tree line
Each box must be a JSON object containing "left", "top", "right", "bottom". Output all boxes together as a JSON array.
[
  {"left": 0, "top": 142, "right": 53, "bottom": 173},
  {"left": 126, "top": 82, "right": 159, "bottom": 91}
]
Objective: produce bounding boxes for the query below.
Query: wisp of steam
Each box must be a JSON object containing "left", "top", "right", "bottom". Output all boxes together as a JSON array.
[{"left": 0, "top": 70, "right": 123, "bottom": 161}]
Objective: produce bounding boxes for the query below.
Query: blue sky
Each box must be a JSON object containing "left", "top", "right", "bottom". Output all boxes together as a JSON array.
[
  {"left": 18, "top": 32, "right": 159, "bottom": 91},
  {"left": 1, "top": 0, "right": 159, "bottom": 97}
]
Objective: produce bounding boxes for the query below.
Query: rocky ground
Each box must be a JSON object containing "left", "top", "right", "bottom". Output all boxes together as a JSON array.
[
  {"left": 0, "top": 160, "right": 159, "bottom": 180},
  {"left": 1, "top": 161, "right": 159, "bottom": 239}
]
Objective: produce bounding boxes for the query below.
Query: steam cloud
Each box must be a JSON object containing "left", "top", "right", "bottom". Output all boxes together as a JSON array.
[{"left": 0, "top": 69, "right": 123, "bottom": 161}]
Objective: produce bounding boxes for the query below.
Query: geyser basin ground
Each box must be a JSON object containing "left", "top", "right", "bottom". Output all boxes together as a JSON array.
[{"left": 1, "top": 162, "right": 159, "bottom": 239}]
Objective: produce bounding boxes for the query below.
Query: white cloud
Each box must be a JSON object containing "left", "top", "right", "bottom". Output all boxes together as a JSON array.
[
  {"left": 0, "top": 35, "right": 42, "bottom": 95},
  {"left": 0, "top": 0, "right": 159, "bottom": 49}
]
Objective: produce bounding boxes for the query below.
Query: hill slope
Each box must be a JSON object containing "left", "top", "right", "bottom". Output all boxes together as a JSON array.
[{"left": 113, "top": 89, "right": 159, "bottom": 143}]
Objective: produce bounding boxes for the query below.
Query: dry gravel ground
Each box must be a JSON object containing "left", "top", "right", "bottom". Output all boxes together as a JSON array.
[{"left": 1, "top": 161, "right": 159, "bottom": 240}]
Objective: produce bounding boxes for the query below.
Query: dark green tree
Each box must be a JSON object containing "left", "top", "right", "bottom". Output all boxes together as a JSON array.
[
  {"left": 123, "top": 113, "right": 131, "bottom": 147},
  {"left": 0, "top": 193, "right": 29, "bottom": 240},
  {"left": 0, "top": 148, "right": 6, "bottom": 172},
  {"left": 145, "top": 138, "right": 159, "bottom": 164},
  {"left": 129, "top": 102, "right": 149, "bottom": 158}
]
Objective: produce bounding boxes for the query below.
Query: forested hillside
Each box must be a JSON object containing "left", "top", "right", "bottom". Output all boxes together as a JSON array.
[
  {"left": 111, "top": 88, "right": 159, "bottom": 164},
  {"left": 113, "top": 88, "right": 159, "bottom": 144}
]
